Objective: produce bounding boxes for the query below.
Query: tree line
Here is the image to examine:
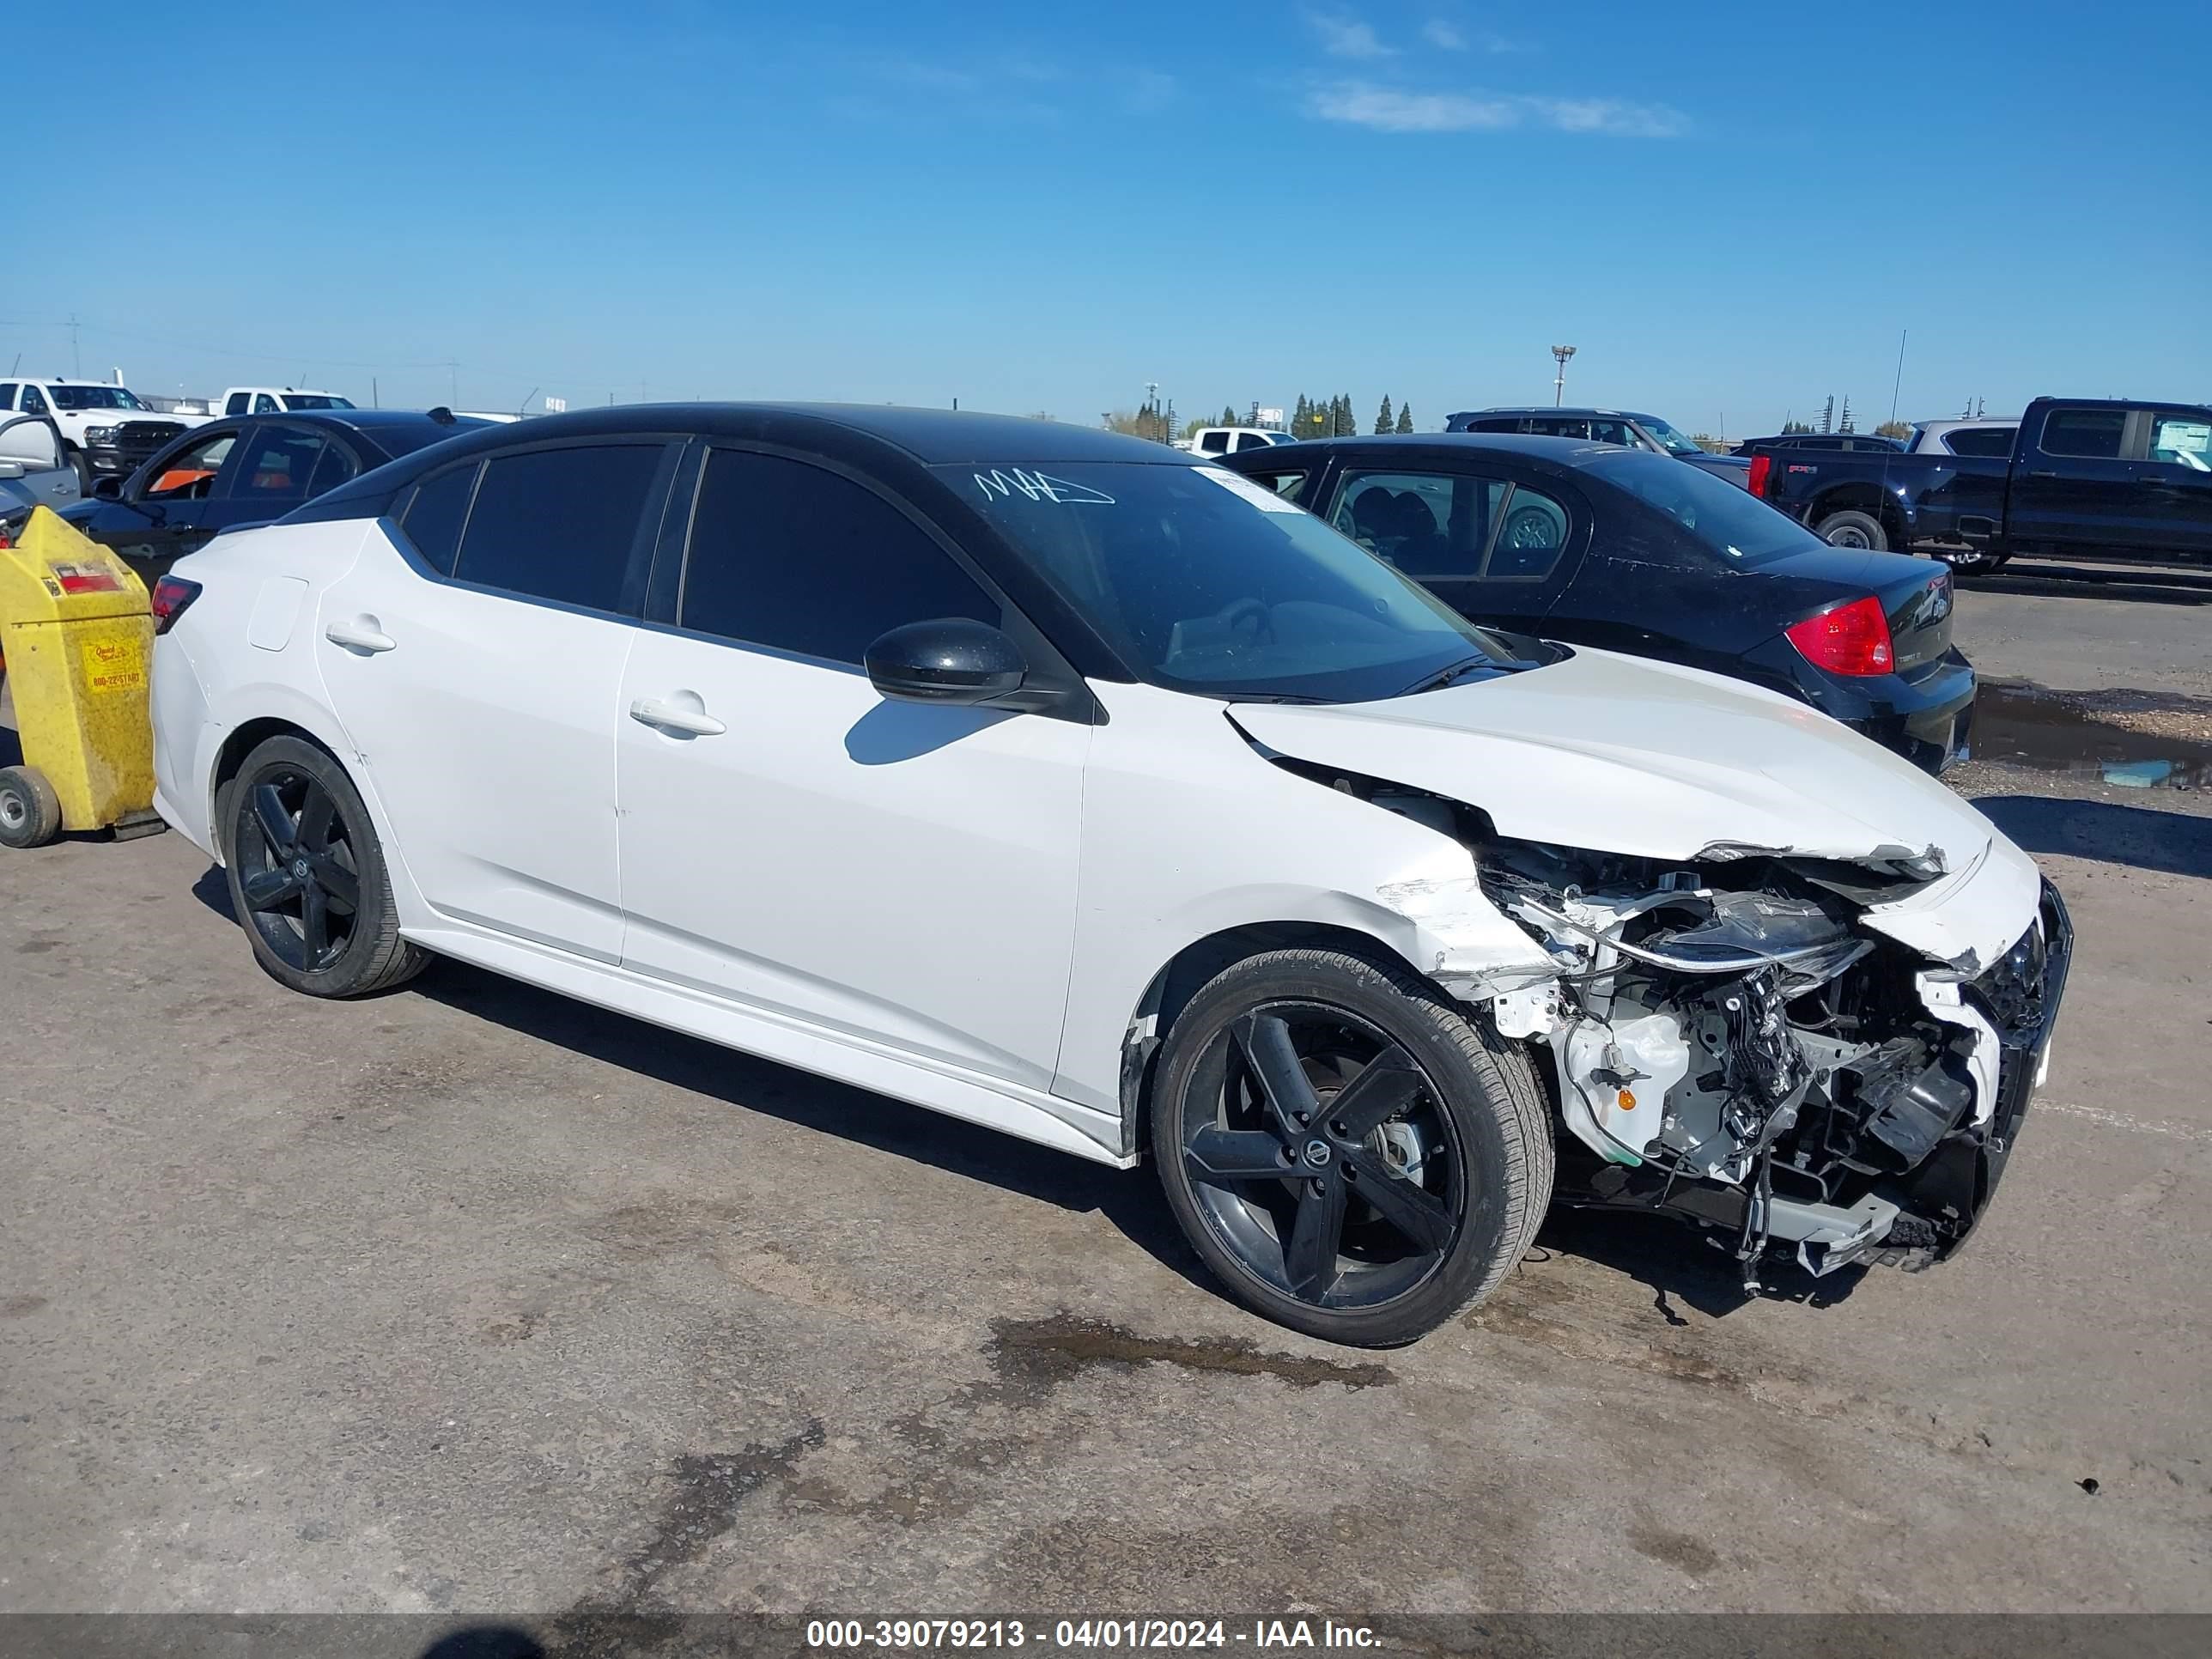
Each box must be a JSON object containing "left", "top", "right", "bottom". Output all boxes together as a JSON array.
[{"left": 1103, "top": 395, "right": 1420, "bottom": 443}]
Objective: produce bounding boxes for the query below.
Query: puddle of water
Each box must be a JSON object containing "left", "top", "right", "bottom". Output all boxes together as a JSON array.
[{"left": 1971, "top": 682, "right": 2211, "bottom": 791}]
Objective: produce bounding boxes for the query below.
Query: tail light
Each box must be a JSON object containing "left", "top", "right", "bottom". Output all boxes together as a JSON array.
[
  {"left": 1785, "top": 593, "right": 1894, "bottom": 676},
  {"left": 150, "top": 574, "right": 203, "bottom": 635},
  {"left": 1746, "top": 453, "right": 1772, "bottom": 498}
]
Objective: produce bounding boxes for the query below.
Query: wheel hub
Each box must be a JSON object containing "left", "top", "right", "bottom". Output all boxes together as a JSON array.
[{"left": 1302, "top": 1138, "right": 1332, "bottom": 1167}]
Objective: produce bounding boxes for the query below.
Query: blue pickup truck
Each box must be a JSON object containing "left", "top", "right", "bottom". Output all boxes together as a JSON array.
[{"left": 1744, "top": 396, "right": 2212, "bottom": 570}]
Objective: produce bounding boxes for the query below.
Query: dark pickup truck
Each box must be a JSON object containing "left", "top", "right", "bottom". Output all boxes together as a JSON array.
[{"left": 1745, "top": 397, "right": 2212, "bottom": 569}]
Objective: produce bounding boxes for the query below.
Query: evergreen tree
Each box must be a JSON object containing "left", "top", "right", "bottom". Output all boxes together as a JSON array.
[
  {"left": 1293, "top": 394, "right": 1311, "bottom": 435},
  {"left": 1220, "top": 404, "right": 1238, "bottom": 427},
  {"left": 1334, "top": 394, "right": 1357, "bottom": 437},
  {"left": 1375, "top": 395, "right": 1395, "bottom": 434},
  {"left": 1395, "top": 403, "right": 1414, "bottom": 434}
]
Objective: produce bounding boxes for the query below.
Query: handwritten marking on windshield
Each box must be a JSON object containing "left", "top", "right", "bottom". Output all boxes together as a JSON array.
[{"left": 973, "top": 469, "right": 1115, "bottom": 506}]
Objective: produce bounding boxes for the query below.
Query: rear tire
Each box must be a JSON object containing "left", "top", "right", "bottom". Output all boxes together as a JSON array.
[
  {"left": 1815, "top": 508, "right": 1888, "bottom": 550},
  {"left": 222, "top": 736, "right": 427, "bottom": 998},
  {"left": 1152, "top": 948, "right": 1553, "bottom": 1346},
  {"left": 0, "top": 765, "right": 64, "bottom": 848}
]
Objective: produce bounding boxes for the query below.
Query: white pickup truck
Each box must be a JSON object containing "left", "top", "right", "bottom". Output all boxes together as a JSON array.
[
  {"left": 1182, "top": 426, "right": 1301, "bottom": 459},
  {"left": 219, "top": 386, "right": 357, "bottom": 416},
  {"left": 0, "top": 378, "right": 204, "bottom": 494}
]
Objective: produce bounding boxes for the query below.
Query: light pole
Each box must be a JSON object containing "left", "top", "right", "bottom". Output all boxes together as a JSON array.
[{"left": 1551, "top": 344, "right": 1577, "bottom": 407}]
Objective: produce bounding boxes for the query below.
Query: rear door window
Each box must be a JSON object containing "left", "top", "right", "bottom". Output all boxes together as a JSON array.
[
  {"left": 0, "top": 384, "right": 16, "bottom": 410},
  {"left": 225, "top": 392, "right": 250, "bottom": 415},
  {"left": 452, "top": 442, "right": 667, "bottom": 615},
  {"left": 1943, "top": 427, "right": 2014, "bottom": 457},
  {"left": 1330, "top": 470, "right": 1507, "bottom": 580},
  {"left": 2040, "top": 408, "right": 2127, "bottom": 459},
  {"left": 678, "top": 448, "right": 999, "bottom": 665},
  {"left": 233, "top": 425, "right": 330, "bottom": 504},
  {"left": 1197, "top": 431, "right": 1231, "bottom": 455},
  {"left": 1235, "top": 468, "right": 1310, "bottom": 507}
]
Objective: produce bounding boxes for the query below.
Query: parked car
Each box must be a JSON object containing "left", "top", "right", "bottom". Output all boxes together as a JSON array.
[
  {"left": 1733, "top": 433, "right": 1905, "bottom": 455},
  {"left": 1182, "top": 426, "right": 1299, "bottom": 459},
  {"left": 1446, "top": 406, "right": 1752, "bottom": 489},
  {"left": 220, "top": 386, "right": 357, "bottom": 416},
  {"left": 0, "top": 413, "right": 81, "bottom": 517},
  {"left": 1745, "top": 396, "right": 2212, "bottom": 569},
  {"left": 1222, "top": 434, "right": 1974, "bottom": 773},
  {"left": 59, "top": 409, "right": 481, "bottom": 586},
  {"left": 1908, "top": 419, "right": 2018, "bottom": 458},
  {"left": 145, "top": 405, "right": 2067, "bottom": 1345},
  {"left": 0, "top": 378, "right": 205, "bottom": 495}
]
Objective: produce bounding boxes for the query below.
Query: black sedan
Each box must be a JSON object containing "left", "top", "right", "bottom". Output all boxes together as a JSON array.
[
  {"left": 1221, "top": 434, "right": 1974, "bottom": 772},
  {"left": 61, "top": 409, "right": 483, "bottom": 585}
]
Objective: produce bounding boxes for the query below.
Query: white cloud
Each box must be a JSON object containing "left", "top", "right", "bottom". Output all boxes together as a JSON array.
[
  {"left": 1307, "top": 9, "right": 1396, "bottom": 59},
  {"left": 1421, "top": 20, "right": 1468, "bottom": 50},
  {"left": 1307, "top": 81, "right": 1687, "bottom": 137}
]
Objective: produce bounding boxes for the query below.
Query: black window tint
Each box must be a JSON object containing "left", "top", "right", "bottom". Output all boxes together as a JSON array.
[
  {"left": 307, "top": 441, "right": 360, "bottom": 496},
  {"left": 1588, "top": 419, "right": 1633, "bottom": 447},
  {"left": 681, "top": 450, "right": 998, "bottom": 664},
  {"left": 1945, "top": 427, "right": 2014, "bottom": 457},
  {"left": 234, "top": 427, "right": 327, "bottom": 500},
  {"left": 399, "top": 462, "right": 479, "bottom": 574},
  {"left": 2041, "top": 408, "right": 2126, "bottom": 459},
  {"left": 453, "top": 445, "right": 663, "bottom": 612},
  {"left": 1199, "top": 431, "right": 1230, "bottom": 454},
  {"left": 225, "top": 392, "right": 249, "bottom": 415},
  {"left": 0, "top": 384, "right": 16, "bottom": 408},
  {"left": 1464, "top": 417, "right": 1517, "bottom": 434}
]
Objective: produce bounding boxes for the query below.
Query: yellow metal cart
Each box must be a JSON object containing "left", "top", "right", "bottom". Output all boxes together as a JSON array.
[{"left": 0, "top": 507, "right": 164, "bottom": 848}]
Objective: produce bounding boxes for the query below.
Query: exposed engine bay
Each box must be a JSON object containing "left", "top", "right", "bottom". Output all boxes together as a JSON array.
[{"left": 1283, "top": 763, "right": 2070, "bottom": 1283}]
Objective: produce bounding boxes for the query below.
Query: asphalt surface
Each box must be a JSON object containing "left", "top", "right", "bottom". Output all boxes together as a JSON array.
[{"left": 3, "top": 558, "right": 2209, "bottom": 1621}]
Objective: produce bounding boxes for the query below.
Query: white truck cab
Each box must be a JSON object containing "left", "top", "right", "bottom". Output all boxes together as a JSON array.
[
  {"left": 1183, "top": 426, "right": 1301, "bottom": 459},
  {"left": 0, "top": 378, "right": 204, "bottom": 493},
  {"left": 221, "top": 386, "right": 357, "bottom": 416}
]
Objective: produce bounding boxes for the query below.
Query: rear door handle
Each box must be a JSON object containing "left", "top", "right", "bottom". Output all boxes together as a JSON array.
[
  {"left": 629, "top": 696, "right": 726, "bottom": 737},
  {"left": 2026, "top": 470, "right": 2060, "bottom": 479},
  {"left": 324, "top": 620, "right": 397, "bottom": 653}
]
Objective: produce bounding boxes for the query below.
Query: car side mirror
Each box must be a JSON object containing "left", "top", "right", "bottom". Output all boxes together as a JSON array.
[
  {"left": 93, "top": 476, "right": 125, "bottom": 501},
  {"left": 864, "top": 617, "right": 1029, "bottom": 707},
  {"left": 0, "top": 461, "right": 22, "bottom": 481}
]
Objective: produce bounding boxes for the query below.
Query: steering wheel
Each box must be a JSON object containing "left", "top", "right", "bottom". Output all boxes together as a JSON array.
[{"left": 1213, "top": 598, "right": 1273, "bottom": 642}]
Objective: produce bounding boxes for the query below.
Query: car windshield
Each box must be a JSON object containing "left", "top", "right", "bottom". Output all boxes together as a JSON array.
[
  {"left": 49, "top": 386, "right": 148, "bottom": 411},
  {"left": 1633, "top": 416, "right": 1706, "bottom": 458},
  {"left": 1588, "top": 449, "right": 1826, "bottom": 566},
  {"left": 283, "top": 394, "right": 355, "bottom": 410},
  {"left": 946, "top": 461, "right": 1542, "bottom": 703}
]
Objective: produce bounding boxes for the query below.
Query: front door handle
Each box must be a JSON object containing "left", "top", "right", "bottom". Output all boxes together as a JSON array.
[
  {"left": 325, "top": 620, "right": 397, "bottom": 653},
  {"left": 629, "top": 696, "right": 726, "bottom": 737}
]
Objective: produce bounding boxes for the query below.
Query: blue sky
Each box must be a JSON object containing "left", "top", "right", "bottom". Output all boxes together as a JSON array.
[{"left": 9, "top": 2, "right": 2207, "bottom": 435}]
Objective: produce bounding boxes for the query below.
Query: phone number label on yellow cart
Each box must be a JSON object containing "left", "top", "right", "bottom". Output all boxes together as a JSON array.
[{"left": 81, "top": 635, "right": 146, "bottom": 695}]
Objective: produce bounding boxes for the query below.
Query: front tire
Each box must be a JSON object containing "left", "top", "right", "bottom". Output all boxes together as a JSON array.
[
  {"left": 1151, "top": 948, "right": 1553, "bottom": 1346},
  {"left": 222, "top": 736, "right": 427, "bottom": 997},
  {"left": 69, "top": 450, "right": 94, "bottom": 497},
  {"left": 1814, "top": 508, "right": 1888, "bottom": 550}
]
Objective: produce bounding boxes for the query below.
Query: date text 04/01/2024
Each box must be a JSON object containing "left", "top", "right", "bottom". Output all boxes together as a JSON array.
[{"left": 804, "top": 1620, "right": 1383, "bottom": 1650}]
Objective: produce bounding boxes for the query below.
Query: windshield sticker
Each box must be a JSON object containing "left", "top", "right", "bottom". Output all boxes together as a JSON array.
[
  {"left": 1197, "top": 466, "right": 1304, "bottom": 514},
  {"left": 973, "top": 468, "right": 1115, "bottom": 506}
]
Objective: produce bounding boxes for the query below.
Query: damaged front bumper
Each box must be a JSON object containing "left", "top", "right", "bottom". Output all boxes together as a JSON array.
[{"left": 1462, "top": 814, "right": 2073, "bottom": 1279}]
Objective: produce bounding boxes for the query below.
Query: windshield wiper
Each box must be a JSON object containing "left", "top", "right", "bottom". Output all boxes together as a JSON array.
[{"left": 1394, "top": 656, "right": 1497, "bottom": 699}]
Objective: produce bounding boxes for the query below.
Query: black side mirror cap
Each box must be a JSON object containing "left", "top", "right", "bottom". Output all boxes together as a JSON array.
[
  {"left": 865, "top": 617, "right": 1030, "bottom": 707},
  {"left": 92, "top": 476, "right": 125, "bottom": 501}
]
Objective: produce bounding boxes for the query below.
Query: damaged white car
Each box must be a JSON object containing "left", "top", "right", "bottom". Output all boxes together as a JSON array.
[{"left": 146, "top": 406, "right": 2069, "bottom": 1346}]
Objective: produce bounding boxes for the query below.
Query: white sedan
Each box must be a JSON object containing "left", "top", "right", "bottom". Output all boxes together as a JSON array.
[{"left": 144, "top": 405, "right": 2068, "bottom": 1346}]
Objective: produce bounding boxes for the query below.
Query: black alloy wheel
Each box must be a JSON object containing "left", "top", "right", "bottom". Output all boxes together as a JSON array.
[
  {"left": 1183, "top": 1005, "right": 1465, "bottom": 1310},
  {"left": 222, "top": 735, "right": 426, "bottom": 997},
  {"left": 1152, "top": 949, "right": 1552, "bottom": 1346}
]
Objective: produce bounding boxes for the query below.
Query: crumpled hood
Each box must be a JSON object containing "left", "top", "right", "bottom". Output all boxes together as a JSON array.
[{"left": 1232, "top": 647, "right": 1998, "bottom": 871}]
